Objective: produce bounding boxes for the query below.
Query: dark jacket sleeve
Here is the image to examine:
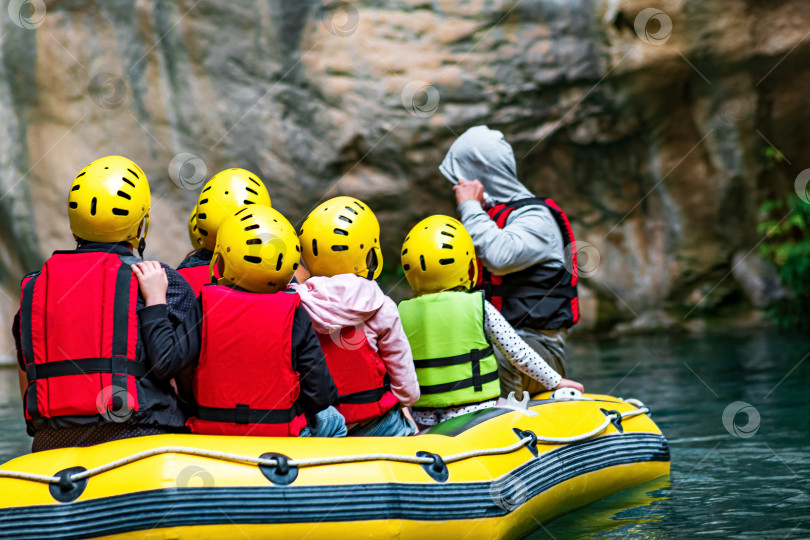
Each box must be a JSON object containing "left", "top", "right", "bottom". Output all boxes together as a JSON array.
[
  {"left": 12, "top": 310, "right": 23, "bottom": 370},
  {"left": 163, "top": 265, "right": 197, "bottom": 325},
  {"left": 291, "top": 306, "right": 339, "bottom": 417},
  {"left": 138, "top": 298, "right": 202, "bottom": 381}
]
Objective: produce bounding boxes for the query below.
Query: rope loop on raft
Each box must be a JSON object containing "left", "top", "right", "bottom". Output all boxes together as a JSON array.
[{"left": 0, "top": 406, "right": 649, "bottom": 486}]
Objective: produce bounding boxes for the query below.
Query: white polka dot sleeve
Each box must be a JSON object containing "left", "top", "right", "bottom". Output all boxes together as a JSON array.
[{"left": 483, "top": 300, "right": 562, "bottom": 390}]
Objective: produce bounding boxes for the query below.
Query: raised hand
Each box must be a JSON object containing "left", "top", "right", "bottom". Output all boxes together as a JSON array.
[
  {"left": 453, "top": 179, "right": 485, "bottom": 207},
  {"left": 132, "top": 261, "right": 168, "bottom": 307},
  {"left": 554, "top": 378, "right": 584, "bottom": 393}
]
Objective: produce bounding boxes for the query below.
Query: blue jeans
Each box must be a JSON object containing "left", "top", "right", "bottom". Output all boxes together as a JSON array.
[
  {"left": 298, "top": 406, "right": 347, "bottom": 438},
  {"left": 347, "top": 407, "right": 416, "bottom": 437}
]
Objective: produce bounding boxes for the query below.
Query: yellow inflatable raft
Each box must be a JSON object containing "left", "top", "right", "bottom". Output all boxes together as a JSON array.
[{"left": 0, "top": 392, "right": 669, "bottom": 540}]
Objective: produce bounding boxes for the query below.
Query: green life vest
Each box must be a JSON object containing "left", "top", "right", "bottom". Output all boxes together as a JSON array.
[{"left": 398, "top": 290, "right": 500, "bottom": 408}]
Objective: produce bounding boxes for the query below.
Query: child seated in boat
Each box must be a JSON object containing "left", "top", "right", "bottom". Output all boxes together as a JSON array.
[
  {"left": 134, "top": 205, "right": 346, "bottom": 437},
  {"left": 177, "top": 168, "right": 272, "bottom": 295},
  {"left": 13, "top": 156, "right": 197, "bottom": 452},
  {"left": 397, "top": 216, "right": 584, "bottom": 429},
  {"left": 292, "top": 196, "right": 419, "bottom": 437}
]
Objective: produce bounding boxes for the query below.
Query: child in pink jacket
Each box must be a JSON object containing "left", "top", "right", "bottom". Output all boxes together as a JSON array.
[{"left": 294, "top": 197, "right": 419, "bottom": 436}]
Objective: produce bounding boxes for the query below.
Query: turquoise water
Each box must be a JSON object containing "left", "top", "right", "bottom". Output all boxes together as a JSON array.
[{"left": 1, "top": 330, "right": 808, "bottom": 538}]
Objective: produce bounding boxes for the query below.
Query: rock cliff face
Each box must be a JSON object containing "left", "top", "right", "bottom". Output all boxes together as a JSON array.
[{"left": 1, "top": 0, "right": 808, "bottom": 355}]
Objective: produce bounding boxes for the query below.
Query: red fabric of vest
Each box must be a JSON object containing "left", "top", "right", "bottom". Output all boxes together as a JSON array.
[
  {"left": 177, "top": 264, "right": 212, "bottom": 297},
  {"left": 19, "top": 252, "right": 141, "bottom": 421},
  {"left": 189, "top": 285, "right": 307, "bottom": 436},
  {"left": 316, "top": 327, "right": 397, "bottom": 424}
]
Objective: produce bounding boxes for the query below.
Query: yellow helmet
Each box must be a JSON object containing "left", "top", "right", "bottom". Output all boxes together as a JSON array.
[
  {"left": 299, "top": 196, "right": 382, "bottom": 279},
  {"left": 211, "top": 205, "right": 300, "bottom": 293},
  {"left": 68, "top": 156, "right": 150, "bottom": 250},
  {"left": 187, "top": 207, "right": 204, "bottom": 250},
  {"left": 401, "top": 215, "right": 478, "bottom": 294},
  {"left": 196, "top": 168, "right": 271, "bottom": 251}
]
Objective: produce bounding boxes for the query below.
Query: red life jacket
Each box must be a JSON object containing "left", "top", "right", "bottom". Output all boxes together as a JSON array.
[
  {"left": 188, "top": 285, "right": 308, "bottom": 437},
  {"left": 476, "top": 197, "right": 579, "bottom": 330},
  {"left": 18, "top": 252, "right": 145, "bottom": 423},
  {"left": 316, "top": 328, "right": 398, "bottom": 424},
  {"left": 177, "top": 264, "right": 211, "bottom": 296}
]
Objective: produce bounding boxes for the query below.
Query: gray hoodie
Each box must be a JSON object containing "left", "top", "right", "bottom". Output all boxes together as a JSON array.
[{"left": 439, "top": 125, "right": 565, "bottom": 274}]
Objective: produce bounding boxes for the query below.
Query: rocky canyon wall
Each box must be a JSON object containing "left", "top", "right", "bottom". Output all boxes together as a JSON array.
[{"left": 1, "top": 0, "right": 808, "bottom": 357}]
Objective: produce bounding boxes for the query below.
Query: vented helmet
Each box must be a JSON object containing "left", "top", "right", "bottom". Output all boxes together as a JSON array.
[
  {"left": 187, "top": 207, "right": 204, "bottom": 250},
  {"left": 401, "top": 215, "right": 478, "bottom": 294},
  {"left": 299, "top": 196, "right": 382, "bottom": 279},
  {"left": 212, "top": 205, "right": 300, "bottom": 293},
  {"left": 68, "top": 155, "right": 150, "bottom": 250},
  {"left": 196, "top": 168, "right": 271, "bottom": 251}
]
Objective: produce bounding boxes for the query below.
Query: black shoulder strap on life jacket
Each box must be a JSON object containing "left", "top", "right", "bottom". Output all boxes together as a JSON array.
[{"left": 20, "top": 274, "right": 39, "bottom": 418}]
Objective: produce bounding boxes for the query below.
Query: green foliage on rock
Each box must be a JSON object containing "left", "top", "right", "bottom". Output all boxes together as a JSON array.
[{"left": 757, "top": 196, "right": 810, "bottom": 329}]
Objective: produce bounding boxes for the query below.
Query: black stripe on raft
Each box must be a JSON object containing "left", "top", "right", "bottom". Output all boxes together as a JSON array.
[{"left": 0, "top": 433, "right": 669, "bottom": 540}]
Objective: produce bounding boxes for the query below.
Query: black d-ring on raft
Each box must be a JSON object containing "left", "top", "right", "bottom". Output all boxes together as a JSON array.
[
  {"left": 512, "top": 427, "right": 539, "bottom": 457},
  {"left": 49, "top": 466, "right": 88, "bottom": 503},
  {"left": 259, "top": 452, "right": 298, "bottom": 485},
  {"left": 600, "top": 408, "right": 624, "bottom": 433},
  {"left": 416, "top": 451, "right": 448, "bottom": 482}
]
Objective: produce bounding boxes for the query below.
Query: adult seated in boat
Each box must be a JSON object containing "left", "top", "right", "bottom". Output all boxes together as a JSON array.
[
  {"left": 398, "top": 216, "right": 583, "bottom": 429},
  {"left": 292, "top": 196, "right": 419, "bottom": 436},
  {"left": 177, "top": 168, "right": 272, "bottom": 295},
  {"left": 135, "top": 205, "right": 347, "bottom": 437},
  {"left": 440, "top": 126, "right": 579, "bottom": 397},
  {"left": 12, "top": 156, "right": 197, "bottom": 452}
]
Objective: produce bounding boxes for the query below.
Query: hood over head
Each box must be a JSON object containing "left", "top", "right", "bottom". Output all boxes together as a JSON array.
[
  {"left": 439, "top": 125, "right": 534, "bottom": 205},
  {"left": 291, "top": 274, "right": 386, "bottom": 334}
]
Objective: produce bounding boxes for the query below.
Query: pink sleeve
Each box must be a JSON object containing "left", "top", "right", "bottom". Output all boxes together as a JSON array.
[{"left": 364, "top": 296, "right": 421, "bottom": 407}]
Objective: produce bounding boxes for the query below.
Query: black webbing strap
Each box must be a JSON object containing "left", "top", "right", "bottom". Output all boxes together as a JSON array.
[
  {"left": 419, "top": 369, "right": 499, "bottom": 396},
  {"left": 470, "top": 348, "right": 482, "bottom": 392},
  {"left": 338, "top": 375, "right": 391, "bottom": 405},
  {"left": 196, "top": 402, "right": 303, "bottom": 425},
  {"left": 413, "top": 345, "right": 494, "bottom": 369},
  {"left": 111, "top": 262, "right": 133, "bottom": 393},
  {"left": 34, "top": 357, "right": 148, "bottom": 379},
  {"left": 20, "top": 275, "right": 39, "bottom": 418},
  {"left": 491, "top": 204, "right": 511, "bottom": 223},
  {"left": 486, "top": 284, "right": 578, "bottom": 299}
]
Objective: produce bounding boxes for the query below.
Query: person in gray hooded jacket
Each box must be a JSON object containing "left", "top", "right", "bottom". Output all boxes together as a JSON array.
[{"left": 440, "top": 125, "right": 578, "bottom": 397}]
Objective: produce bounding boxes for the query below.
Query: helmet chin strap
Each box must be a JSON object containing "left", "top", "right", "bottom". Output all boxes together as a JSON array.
[
  {"left": 137, "top": 238, "right": 146, "bottom": 259},
  {"left": 365, "top": 250, "right": 379, "bottom": 280}
]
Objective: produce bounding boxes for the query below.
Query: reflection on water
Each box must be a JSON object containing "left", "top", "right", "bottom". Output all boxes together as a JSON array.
[
  {"left": 1, "top": 330, "right": 808, "bottom": 538},
  {"left": 0, "top": 366, "right": 27, "bottom": 460},
  {"left": 537, "top": 329, "right": 810, "bottom": 538}
]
